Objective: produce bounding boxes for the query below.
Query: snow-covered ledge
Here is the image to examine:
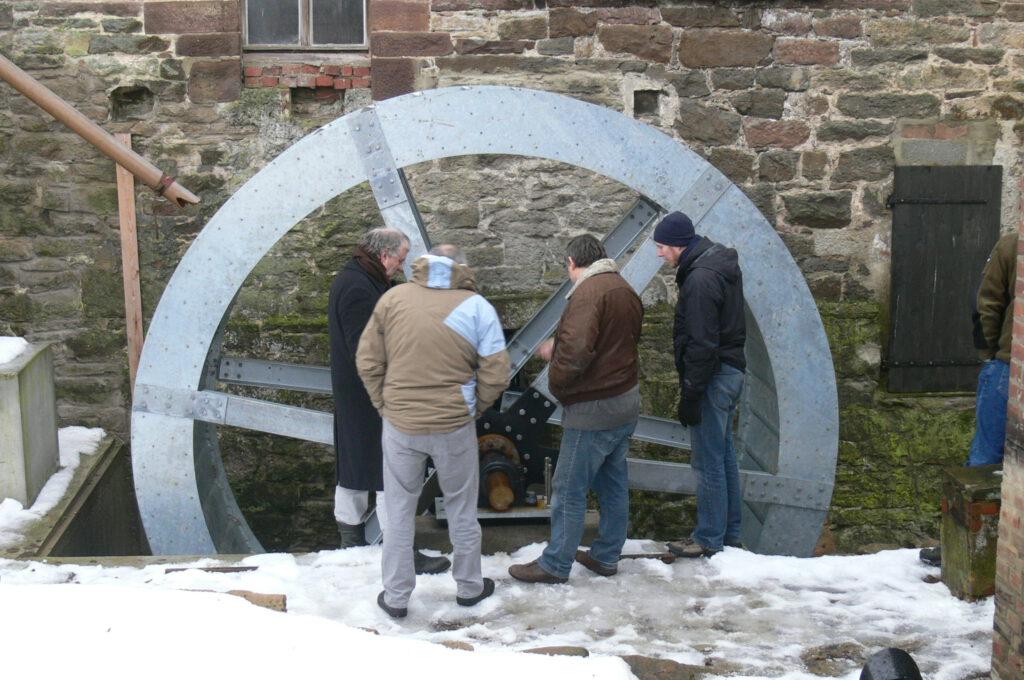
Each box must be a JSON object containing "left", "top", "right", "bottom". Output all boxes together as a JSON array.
[{"left": 0, "top": 341, "right": 59, "bottom": 506}]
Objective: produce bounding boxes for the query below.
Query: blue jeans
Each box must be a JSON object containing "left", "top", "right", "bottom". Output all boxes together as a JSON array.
[
  {"left": 539, "top": 421, "right": 636, "bottom": 578},
  {"left": 968, "top": 359, "right": 1009, "bottom": 466},
  {"left": 691, "top": 364, "right": 745, "bottom": 551}
]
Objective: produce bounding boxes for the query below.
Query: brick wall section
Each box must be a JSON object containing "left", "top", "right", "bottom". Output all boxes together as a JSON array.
[
  {"left": 994, "top": 197, "right": 1024, "bottom": 679},
  {"left": 242, "top": 64, "right": 371, "bottom": 91}
]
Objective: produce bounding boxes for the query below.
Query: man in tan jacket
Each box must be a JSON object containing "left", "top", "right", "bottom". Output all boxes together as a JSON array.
[
  {"left": 508, "top": 234, "right": 643, "bottom": 584},
  {"left": 356, "top": 244, "right": 510, "bottom": 618}
]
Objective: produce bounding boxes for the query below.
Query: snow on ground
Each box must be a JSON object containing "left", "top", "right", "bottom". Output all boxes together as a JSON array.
[
  {"left": 0, "top": 541, "right": 993, "bottom": 679},
  {"left": 0, "top": 583, "right": 633, "bottom": 680},
  {"left": 0, "top": 426, "right": 105, "bottom": 548},
  {"left": 0, "top": 336, "right": 28, "bottom": 364},
  {"left": 0, "top": 424, "right": 994, "bottom": 678}
]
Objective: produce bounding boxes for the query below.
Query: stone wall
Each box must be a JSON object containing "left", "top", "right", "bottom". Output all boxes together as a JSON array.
[{"left": 0, "top": 0, "right": 1022, "bottom": 552}]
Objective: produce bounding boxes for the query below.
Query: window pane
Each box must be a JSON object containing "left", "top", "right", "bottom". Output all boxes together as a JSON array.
[
  {"left": 247, "top": 0, "right": 300, "bottom": 45},
  {"left": 312, "top": 0, "right": 365, "bottom": 45}
]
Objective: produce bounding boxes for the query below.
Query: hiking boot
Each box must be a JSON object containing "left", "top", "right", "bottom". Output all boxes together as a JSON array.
[
  {"left": 377, "top": 591, "right": 407, "bottom": 619},
  {"left": 919, "top": 546, "right": 941, "bottom": 567},
  {"left": 575, "top": 550, "right": 617, "bottom": 577},
  {"left": 338, "top": 521, "right": 367, "bottom": 549},
  {"left": 508, "top": 559, "right": 568, "bottom": 584},
  {"left": 725, "top": 538, "right": 746, "bottom": 550},
  {"left": 414, "top": 550, "right": 451, "bottom": 575},
  {"left": 456, "top": 578, "right": 495, "bottom": 607},
  {"left": 667, "top": 537, "right": 721, "bottom": 559}
]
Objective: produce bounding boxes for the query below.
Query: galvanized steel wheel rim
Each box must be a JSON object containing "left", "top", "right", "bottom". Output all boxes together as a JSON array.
[{"left": 131, "top": 86, "right": 838, "bottom": 556}]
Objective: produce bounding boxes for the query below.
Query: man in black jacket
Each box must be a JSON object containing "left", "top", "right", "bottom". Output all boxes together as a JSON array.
[
  {"left": 329, "top": 227, "right": 449, "bottom": 574},
  {"left": 653, "top": 212, "right": 747, "bottom": 558}
]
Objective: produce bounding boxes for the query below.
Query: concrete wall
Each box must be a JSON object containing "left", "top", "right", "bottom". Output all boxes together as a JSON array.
[{"left": 0, "top": 343, "right": 58, "bottom": 506}]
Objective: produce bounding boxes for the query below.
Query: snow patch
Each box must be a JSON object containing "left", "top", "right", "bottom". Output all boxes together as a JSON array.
[
  {"left": 0, "top": 543, "right": 993, "bottom": 678},
  {"left": 0, "top": 426, "right": 105, "bottom": 549},
  {"left": 0, "top": 584, "right": 633, "bottom": 679},
  {"left": 0, "top": 337, "right": 28, "bottom": 365}
]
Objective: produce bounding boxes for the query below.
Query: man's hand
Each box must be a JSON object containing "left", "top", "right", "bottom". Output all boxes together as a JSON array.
[
  {"left": 536, "top": 338, "right": 554, "bottom": 362},
  {"left": 677, "top": 399, "right": 701, "bottom": 427}
]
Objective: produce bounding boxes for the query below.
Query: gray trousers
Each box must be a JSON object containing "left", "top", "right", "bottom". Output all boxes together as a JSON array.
[{"left": 381, "top": 418, "right": 483, "bottom": 609}]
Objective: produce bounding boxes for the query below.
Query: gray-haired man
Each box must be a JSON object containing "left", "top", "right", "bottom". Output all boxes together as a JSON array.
[{"left": 328, "top": 228, "right": 449, "bottom": 575}]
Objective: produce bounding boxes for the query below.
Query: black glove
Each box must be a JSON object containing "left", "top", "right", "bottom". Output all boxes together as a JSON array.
[{"left": 678, "top": 398, "right": 701, "bottom": 427}]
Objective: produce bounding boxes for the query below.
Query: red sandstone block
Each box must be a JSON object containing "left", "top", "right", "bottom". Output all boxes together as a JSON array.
[
  {"left": 264, "top": 65, "right": 282, "bottom": 76},
  {"left": 188, "top": 58, "right": 241, "bottom": 103},
  {"left": 774, "top": 38, "right": 840, "bottom": 66},
  {"left": 342, "top": 65, "right": 354, "bottom": 76},
  {"left": 354, "top": 66, "right": 370, "bottom": 76},
  {"left": 370, "top": 0, "right": 431, "bottom": 32},
  {"left": 176, "top": 32, "right": 241, "bottom": 57},
  {"left": 745, "top": 120, "right": 810, "bottom": 148},
  {"left": 302, "top": 64, "right": 319, "bottom": 74},
  {"left": 933, "top": 122, "right": 969, "bottom": 140},
  {"left": 371, "top": 57, "right": 413, "bottom": 101},
  {"left": 352, "top": 77, "right": 371, "bottom": 88},
  {"left": 244, "top": 65, "right": 262, "bottom": 77},
  {"left": 315, "top": 75, "right": 334, "bottom": 87},
  {"left": 334, "top": 78, "right": 351, "bottom": 89},
  {"left": 283, "top": 64, "right": 303, "bottom": 75},
  {"left": 145, "top": 1, "right": 239, "bottom": 34},
  {"left": 261, "top": 76, "right": 279, "bottom": 87},
  {"left": 323, "top": 65, "right": 342, "bottom": 76},
  {"left": 298, "top": 74, "right": 317, "bottom": 87},
  {"left": 244, "top": 76, "right": 261, "bottom": 86},
  {"left": 371, "top": 31, "right": 452, "bottom": 57}
]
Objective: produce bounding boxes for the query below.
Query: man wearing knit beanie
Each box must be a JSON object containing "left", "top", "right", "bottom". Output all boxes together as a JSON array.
[{"left": 653, "top": 211, "right": 747, "bottom": 558}]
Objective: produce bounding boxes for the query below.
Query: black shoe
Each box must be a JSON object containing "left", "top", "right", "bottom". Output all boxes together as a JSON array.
[
  {"left": 456, "top": 577, "right": 495, "bottom": 606},
  {"left": 414, "top": 550, "right": 451, "bottom": 575},
  {"left": 575, "top": 550, "right": 617, "bottom": 576},
  {"left": 919, "top": 546, "right": 941, "bottom": 567},
  {"left": 725, "top": 538, "right": 746, "bottom": 549},
  {"left": 338, "top": 522, "right": 367, "bottom": 549},
  {"left": 667, "top": 538, "right": 721, "bottom": 558},
  {"left": 377, "top": 591, "right": 407, "bottom": 618}
]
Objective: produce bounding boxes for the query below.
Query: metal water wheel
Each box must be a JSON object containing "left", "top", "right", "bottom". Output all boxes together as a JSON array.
[{"left": 131, "top": 86, "right": 838, "bottom": 557}]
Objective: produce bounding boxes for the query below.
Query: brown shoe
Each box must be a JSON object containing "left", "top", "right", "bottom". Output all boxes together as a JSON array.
[
  {"left": 575, "top": 550, "right": 617, "bottom": 577},
  {"left": 508, "top": 559, "right": 568, "bottom": 584}
]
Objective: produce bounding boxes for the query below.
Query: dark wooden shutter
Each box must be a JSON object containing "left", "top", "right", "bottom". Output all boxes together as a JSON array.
[{"left": 887, "top": 165, "right": 1003, "bottom": 393}]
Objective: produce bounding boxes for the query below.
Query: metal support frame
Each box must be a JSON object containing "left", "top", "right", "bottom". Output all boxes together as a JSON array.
[{"left": 131, "top": 86, "right": 838, "bottom": 557}]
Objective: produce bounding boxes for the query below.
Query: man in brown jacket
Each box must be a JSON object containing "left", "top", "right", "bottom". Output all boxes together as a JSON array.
[
  {"left": 968, "top": 230, "right": 1018, "bottom": 466},
  {"left": 921, "top": 230, "right": 1018, "bottom": 568},
  {"left": 509, "top": 234, "right": 643, "bottom": 584},
  {"left": 356, "top": 245, "right": 510, "bottom": 618}
]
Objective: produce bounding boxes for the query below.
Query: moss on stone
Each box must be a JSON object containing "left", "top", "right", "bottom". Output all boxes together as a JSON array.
[
  {"left": 66, "top": 327, "right": 124, "bottom": 360},
  {"left": 86, "top": 187, "right": 118, "bottom": 214},
  {"left": 81, "top": 268, "right": 124, "bottom": 319},
  {"left": 0, "top": 292, "right": 33, "bottom": 322}
]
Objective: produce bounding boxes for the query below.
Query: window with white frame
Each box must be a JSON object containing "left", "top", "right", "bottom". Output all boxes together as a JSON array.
[{"left": 244, "top": 0, "right": 367, "bottom": 50}]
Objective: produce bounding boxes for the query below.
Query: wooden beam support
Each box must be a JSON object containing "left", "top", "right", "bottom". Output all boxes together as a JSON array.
[{"left": 115, "top": 133, "right": 144, "bottom": 394}]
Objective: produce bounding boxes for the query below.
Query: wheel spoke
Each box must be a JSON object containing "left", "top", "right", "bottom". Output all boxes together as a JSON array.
[
  {"left": 504, "top": 197, "right": 661, "bottom": 379},
  {"left": 347, "top": 108, "right": 431, "bottom": 275}
]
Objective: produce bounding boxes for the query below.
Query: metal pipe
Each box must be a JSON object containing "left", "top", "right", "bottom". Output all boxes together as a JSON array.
[{"left": 0, "top": 54, "right": 200, "bottom": 209}]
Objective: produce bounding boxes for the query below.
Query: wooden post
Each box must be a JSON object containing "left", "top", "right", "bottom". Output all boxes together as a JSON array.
[{"left": 115, "top": 133, "right": 143, "bottom": 394}]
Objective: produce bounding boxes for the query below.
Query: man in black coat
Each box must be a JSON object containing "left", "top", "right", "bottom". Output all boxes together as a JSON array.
[
  {"left": 329, "top": 227, "right": 449, "bottom": 574},
  {"left": 652, "top": 212, "right": 747, "bottom": 559}
]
